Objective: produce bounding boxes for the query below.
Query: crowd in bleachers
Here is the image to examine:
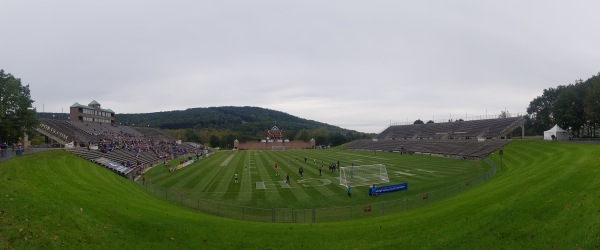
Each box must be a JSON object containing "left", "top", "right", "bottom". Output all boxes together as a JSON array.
[
  {"left": 345, "top": 117, "right": 524, "bottom": 159},
  {"left": 38, "top": 118, "right": 208, "bottom": 179}
]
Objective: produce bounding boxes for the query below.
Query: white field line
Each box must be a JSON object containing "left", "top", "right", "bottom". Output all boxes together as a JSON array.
[
  {"left": 394, "top": 171, "right": 415, "bottom": 176},
  {"left": 220, "top": 154, "right": 235, "bottom": 167}
]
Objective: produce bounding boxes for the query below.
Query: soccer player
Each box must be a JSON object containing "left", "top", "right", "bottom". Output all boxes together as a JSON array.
[
  {"left": 234, "top": 172, "right": 239, "bottom": 184},
  {"left": 286, "top": 173, "right": 290, "bottom": 184},
  {"left": 274, "top": 162, "right": 279, "bottom": 176},
  {"left": 347, "top": 186, "right": 351, "bottom": 197},
  {"left": 319, "top": 165, "right": 323, "bottom": 176}
]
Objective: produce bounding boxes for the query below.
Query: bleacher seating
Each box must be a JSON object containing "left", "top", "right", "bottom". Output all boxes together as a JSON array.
[
  {"left": 131, "top": 127, "right": 176, "bottom": 140},
  {"left": 38, "top": 118, "right": 206, "bottom": 179},
  {"left": 378, "top": 117, "right": 523, "bottom": 140},
  {"left": 346, "top": 117, "right": 524, "bottom": 159}
]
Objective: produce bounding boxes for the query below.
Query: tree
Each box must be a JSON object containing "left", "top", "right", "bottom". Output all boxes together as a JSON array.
[
  {"left": 184, "top": 129, "right": 201, "bottom": 143},
  {"left": 0, "top": 70, "right": 39, "bottom": 143},
  {"left": 413, "top": 119, "right": 424, "bottom": 124},
  {"left": 209, "top": 135, "right": 220, "bottom": 148},
  {"left": 526, "top": 86, "right": 563, "bottom": 135},
  {"left": 426, "top": 120, "right": 434, "bottom": 124},
  {"left": 345, "top": 131, "right": 355, "bottom": 141},
  {"left": 220, "top": 133, "right": 237, "bottom": 149},
  {"left": 311, "top": 127, "right": 329, "bottom": 145},
  {"left": 583, "top": 74, "right": 600, "bottom": 137},
  {"left": 295, "top": 129, "right": 310, "bottom": 142},
  {"left": 554, "top": 83, "right": 586, "bottom": 136},
  {"left": 329, "top": 132, "right": 346, "bottom": 146}
]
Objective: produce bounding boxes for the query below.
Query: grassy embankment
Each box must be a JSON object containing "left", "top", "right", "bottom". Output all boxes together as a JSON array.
[{"left": 1, "top": 140, "right": 598, "bottom": 249}]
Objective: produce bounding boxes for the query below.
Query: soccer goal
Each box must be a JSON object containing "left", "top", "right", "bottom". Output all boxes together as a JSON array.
[
  {"left": 271, "top": 146, "right": 286, "bottom": 151},
  {"left": 339, "top": 164, "right": 389, "bottom": 187}
]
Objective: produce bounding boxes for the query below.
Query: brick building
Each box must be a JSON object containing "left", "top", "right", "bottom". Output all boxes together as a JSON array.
[{"left": 69, "top": 100, "right": 115, "bottom": 124}]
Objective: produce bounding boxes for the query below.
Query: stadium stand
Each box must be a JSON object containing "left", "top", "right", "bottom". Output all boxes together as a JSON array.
[
  {"left": 35, "top": 101, "right": 207, "bottom": 179},
  {"left": 37, "top": 118, "right": 206, "bottom": 179},
  {"left": 345, "top": 117, "right": 524, "bottom": 159}
]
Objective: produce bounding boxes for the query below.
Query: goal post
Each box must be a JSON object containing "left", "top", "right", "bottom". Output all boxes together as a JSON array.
[
  {"left": 339, "top": 164, "right": 389, "bottom": 187},
  {"left": 271, "top": 146, "right": 285, "bottom": 151}
]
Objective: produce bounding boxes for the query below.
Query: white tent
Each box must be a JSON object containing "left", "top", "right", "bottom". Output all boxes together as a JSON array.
[{"left": 544, "top": 125, "right": 569, "bottom": 141}]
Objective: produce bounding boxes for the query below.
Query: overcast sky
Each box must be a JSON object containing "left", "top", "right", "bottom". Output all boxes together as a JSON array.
[{"left": 2, "top": 1, "right": 599, "bottom": 133}]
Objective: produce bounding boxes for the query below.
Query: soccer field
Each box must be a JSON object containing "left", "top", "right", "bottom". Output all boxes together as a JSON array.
[
  {"left": 4, "top": 141, "right": 599, "bottom": 248},
  {"left": 144, "top": 149, "right": 489, "bottom": 209}
]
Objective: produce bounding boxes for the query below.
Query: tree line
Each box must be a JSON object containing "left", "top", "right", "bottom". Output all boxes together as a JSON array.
[
  {"left": 116, "top": 106, "right": 373, "bottom": 148},
  {"left": 526, "top": 73, "right": 600, "bottom": 137}
]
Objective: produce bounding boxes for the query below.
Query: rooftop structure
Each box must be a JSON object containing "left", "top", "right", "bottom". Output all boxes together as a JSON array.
[{"left": 70, "top": 100, "right": 115, "bottom": 125}]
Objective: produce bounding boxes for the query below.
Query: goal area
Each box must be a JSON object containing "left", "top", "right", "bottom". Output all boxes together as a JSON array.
[{"left": 339, "top": 164, "right": 389, "bottom": 187}]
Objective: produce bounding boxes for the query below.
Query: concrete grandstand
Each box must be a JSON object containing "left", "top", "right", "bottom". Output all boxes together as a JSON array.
[
  {"left": 35, "top": 101, "right": 205, "bottom": 179},
  {"left": 344, "top": 116, "right": 524, "bottom": 159}
]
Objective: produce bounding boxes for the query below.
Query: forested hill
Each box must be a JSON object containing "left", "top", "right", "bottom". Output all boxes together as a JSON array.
[
  {"left": 119, "top": 106, "right": 329, "bottom": 131},
  {"left": 39, "top": 106, "right": 374, "bottom": 147}
]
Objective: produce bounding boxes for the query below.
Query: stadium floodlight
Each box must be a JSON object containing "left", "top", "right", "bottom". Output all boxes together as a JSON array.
[{"left": 339, "top": 164, "right": 389, "bottom": 187}]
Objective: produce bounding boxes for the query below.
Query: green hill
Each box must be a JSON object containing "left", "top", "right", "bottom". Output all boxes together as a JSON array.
[
  {"left": 39, "top": 106, "right": 374, "bottom": 147},
  {"left": 1, "top": 141, "right": 599, "bottom": 249}
]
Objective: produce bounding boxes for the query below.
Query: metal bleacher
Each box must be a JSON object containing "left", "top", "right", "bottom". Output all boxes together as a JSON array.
[
  {"left": 38, "top": 118, "right": 203, "bottom": 179},
  {"left": 345, "top": 117, "right": 524, "bottom": 159}
]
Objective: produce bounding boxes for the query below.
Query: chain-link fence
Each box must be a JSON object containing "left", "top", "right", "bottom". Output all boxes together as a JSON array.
[
  {"left": 139, "top": 158, "right": 497, "bottom": 223},
  {"left": 0, "top": 147, "right": 58, "bottom": 163}
]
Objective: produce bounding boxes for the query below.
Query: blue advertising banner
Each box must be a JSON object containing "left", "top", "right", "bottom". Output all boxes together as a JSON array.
[{"left": 369, "top": 183, "right": 408, "bottom": 196}]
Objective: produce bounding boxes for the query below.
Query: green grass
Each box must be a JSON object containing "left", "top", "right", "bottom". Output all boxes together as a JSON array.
[
  {"left": 144, "top": 149, "right": 487, "bottom": 209},
  {"left": 1, "top": 141, "right": 599, "bottom": 249}
]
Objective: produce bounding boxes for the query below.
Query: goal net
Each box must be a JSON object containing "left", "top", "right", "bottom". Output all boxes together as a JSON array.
[
  {"left": 339, "top": 164, "right": 389, "bottom": 187},
  {"left": 271, "top": 146, "right": 286, "bottom": 151}
]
